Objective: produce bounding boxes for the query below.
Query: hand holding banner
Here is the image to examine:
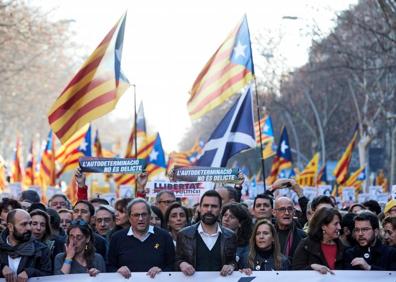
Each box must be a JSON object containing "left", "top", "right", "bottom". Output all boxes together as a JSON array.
[
  {"left": 172, "top": 166, "right": 240, "bottom": 183},
  {"left": 79, "top": 157, "right": 145, "bottom": 174}
]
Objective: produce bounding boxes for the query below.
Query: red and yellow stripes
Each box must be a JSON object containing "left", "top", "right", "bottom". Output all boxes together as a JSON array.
[
  {"left": 114, "top": 134, "right": 156, "bottom": 186},
  {"left": 333, "top": 129, "right": 358, "bottom": 185},
  {"left": 48, "top": 16, "right": 128, "bottom": 144},
  {"left": 187, "top": 21, "right": 253, "bottom": 119}
]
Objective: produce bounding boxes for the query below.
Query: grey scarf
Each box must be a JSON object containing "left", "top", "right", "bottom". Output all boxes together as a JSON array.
[{"left": 0, "top": 230, "right": 35, "bottom": 259}]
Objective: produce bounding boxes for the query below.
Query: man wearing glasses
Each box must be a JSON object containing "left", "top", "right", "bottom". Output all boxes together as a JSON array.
[
  {"left": 344, "top": 211, "right": 396, "bottom": 270},
  {"left": 155, "top": 191, "right": 176, "bottom": 216},
  {"left": 108, "top": 198, "right": 175, "bottom": 278},
  {"left": 273, "top": 197, "right": 306, "bottom": 261},
  {"left": 72, "top": 200, "right": 108, "bottom": 260}
]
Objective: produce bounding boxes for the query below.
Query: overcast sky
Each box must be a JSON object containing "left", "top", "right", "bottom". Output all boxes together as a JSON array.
[{"left": 36, "top": 0, "right": 357, "bottom": 152}]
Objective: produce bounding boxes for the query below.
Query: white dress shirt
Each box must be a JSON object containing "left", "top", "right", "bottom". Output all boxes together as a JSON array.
[{"left": 197, "top": 223, "right": 222, "bottom": 250}]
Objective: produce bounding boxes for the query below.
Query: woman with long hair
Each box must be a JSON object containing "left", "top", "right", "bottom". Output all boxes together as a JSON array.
[
  {"left": 242, "top": 220, "right": 289, "bottom": 274},
  {"left": 164, "top": 202, "right": 189, "bottom": 245},
  {"left": 292, "top": 207, "right": 345, "bottom": 274},
  {"left": 221, "top": 203, "right": 252, "bottom": 268},
  {"left": 150, "top": 205, "right": 164, "bottom": 228},
  {"left": 30, "top": 209, "right": 64, "bottom": 260},
  {"left": 54, "top": 219, "right": 106, "bottom": 276}
]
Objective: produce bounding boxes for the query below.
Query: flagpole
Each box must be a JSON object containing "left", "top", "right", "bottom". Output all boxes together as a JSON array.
[
  {"left": 253, "top": 77, "right": 267, "bottom": 191},
  {"left": 132, "top": 84, "right": 138, "bottom": 193}
]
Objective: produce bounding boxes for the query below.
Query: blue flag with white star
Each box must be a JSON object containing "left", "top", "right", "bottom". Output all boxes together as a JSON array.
[
  {"left": 146, "top": 133, "right": 166, "bottom": 178},
  {"left": 197, "top": 86, "right": 256, "bottom": 167},
  {"left": 79, "top": 125, "right": 92, "bottom": 157}
]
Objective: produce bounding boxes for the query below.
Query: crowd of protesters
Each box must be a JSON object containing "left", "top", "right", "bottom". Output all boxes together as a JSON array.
[{"left": 0, "top": 169, "right": 395, "bottom": 281}]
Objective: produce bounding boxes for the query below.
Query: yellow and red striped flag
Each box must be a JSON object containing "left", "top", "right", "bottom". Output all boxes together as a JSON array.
[
  {"left": 56, "top": 125, "right": 92, "bottom": 177},
  {"left": 0, "top": 156, "right": 6, "bottom": 190},
  {"left": 11, "top": 137, "right": 23, "bottom": 183},
  {"left": 344, "top": 165, "right": 366, "bottom": 191},
  {"left": 125, "top": 102, "right": 147, "bottom": 157},
  {"left": 24, "top": 141, "right": 36, "bottom": 186},
  {"left": 114, "top": 134, "right": 156, "bottom": 186},
  {"left": 266, "top": 127, "right": 293, "bottom": 185},
  {"left": 39, "top": 130, "right": 56, "bottom": 188},
  {"left": 333, "top": 128, "right": 358, "bottom": 185},
  {"left": 296, "top": 153, "right": 319, "bottom": 186},
  {"left": 187, "top": 15, "right": 254, "bottom": 119},
  {"left": 48, "top": 13, "right": 129, "bottom": 144}
]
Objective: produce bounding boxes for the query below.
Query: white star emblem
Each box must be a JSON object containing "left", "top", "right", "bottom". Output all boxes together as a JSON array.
[
  {"left": 263, "top": 123, "right": 269, "bottom": 133},
  {"left": 79, "top": 140, "right": 88, "bottom": 151},
  {"left": 233, "top": 41, "right": 247, "bottom": 59},
  {"left": 280, "top": 140, "right": 288, "bottom": 154},
  {"left": 149, "top": 149, "right": 158, "bottom": 161}
]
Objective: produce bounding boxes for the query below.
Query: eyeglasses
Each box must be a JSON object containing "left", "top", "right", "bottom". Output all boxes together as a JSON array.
[
  {"left": 96, "top": 218, "right": 113, "bottom": 224},
  {"left": 70, "top": 219, "right": 89, "bottom": 226},
  {"left": 158, "top": 200, "right": 175, "bottom": 205},
  {"left": 73, "top": 208, "right": 89, "bottom": 215},
  {"left": 353, "top": 227, "right": 372, "bottom": 234},
  {"left": 130, "top": 212, "right": 149, "bottom": 219},
  {"left": 275, "top": 207, "right": 294, "bottom": 214}
]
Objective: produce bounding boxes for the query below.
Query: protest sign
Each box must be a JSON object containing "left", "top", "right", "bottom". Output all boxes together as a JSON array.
[
  {"left": 173, "top": 166, "right": 239, "bottom": 183},
  {"left": 342, "top": 187, "right": 356, "bottom": 202},
  {"left": 146, "top": 181, "right": 212, "bottom": 198},
  {"left": 302, "top": 187, "right": 317, "bottom": 200},
  {"left": 79, "top": 157, "right": 145, "bottom": 174},
  {"left": 318, "top": 185, "right": 332, "bottom": 196},
  {"left": 119, "top": 185, "right": 134, "bottom": 198}
]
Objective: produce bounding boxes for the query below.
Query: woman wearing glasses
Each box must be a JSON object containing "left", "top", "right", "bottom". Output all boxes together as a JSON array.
[
  {"left": 241, "top": 220, "right": 289, "bottom": 274},
  {"left": 54, "top": 219, "right": 106, "bottom": 276},
  {"left": 292, "top": 207, "right": 345, "bottom": 274}
]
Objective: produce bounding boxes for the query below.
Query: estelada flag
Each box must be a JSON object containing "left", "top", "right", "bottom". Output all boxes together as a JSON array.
[
  {"left": 188, "top": 15, "right": 254, "bottom": 119},
  {"left": 48, "top": 13, "right": 129, "bottom": 144}
]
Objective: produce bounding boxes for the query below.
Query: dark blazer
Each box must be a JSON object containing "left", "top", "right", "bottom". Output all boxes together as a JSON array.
[
  {"left": 175, "top": 222, "right": 237, "bottom": 270},
  {"left": 292, "top": 237, "right": 345, "bottom": 270},
  {"left": 344, "top": 240, "right": 396, "bottom": 270}
]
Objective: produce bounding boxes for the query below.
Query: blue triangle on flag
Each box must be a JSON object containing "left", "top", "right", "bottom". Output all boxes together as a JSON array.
[{"left": 197, "top": 87, "right": 256, "bottom": 167}]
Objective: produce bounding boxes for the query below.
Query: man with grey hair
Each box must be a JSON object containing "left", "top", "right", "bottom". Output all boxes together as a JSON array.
[
  {"left": 273, "top": 196, "right": 306, "bottom": 261},
  {"left": 108, "top": 198, "right": 175, "bottom": 278},
  {"left": 155, "top": 191, "right": 176, "bottom": 216}
]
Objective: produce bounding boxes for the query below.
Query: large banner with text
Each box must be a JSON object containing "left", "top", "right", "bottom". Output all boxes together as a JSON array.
[{"left": 18, "top": 271, "right": 396, "bottom": 282}]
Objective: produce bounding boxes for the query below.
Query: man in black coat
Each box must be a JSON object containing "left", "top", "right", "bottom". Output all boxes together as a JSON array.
[
  {"left": 344, "top": 211, "right": 396, "bottom": 270},
  {"left": 175, "top": 190, "right": 237, "bottom": 277},
  {"left": 0, "top": 209, "right": 52, "bottom": 280}
]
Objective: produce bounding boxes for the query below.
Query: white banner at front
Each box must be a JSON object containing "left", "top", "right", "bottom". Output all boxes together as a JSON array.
[{"left": 19, "top": 271, "right": 396, "bottom": 282}]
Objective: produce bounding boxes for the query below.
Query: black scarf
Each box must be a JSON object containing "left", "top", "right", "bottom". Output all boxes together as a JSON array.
[{"left": 0, "top": 229, "right": 35, "bottom": 259}]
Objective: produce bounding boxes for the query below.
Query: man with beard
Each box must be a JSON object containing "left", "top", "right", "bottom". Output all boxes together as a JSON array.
[
  {"left": 344, "top": 211, "right": 396, "bottom": 270},
  {"left": 0, "top": 209, "right": 52, "bottom": 281},
  {"left": 175, "top": 190, "right": 237, "bottom": 276}
]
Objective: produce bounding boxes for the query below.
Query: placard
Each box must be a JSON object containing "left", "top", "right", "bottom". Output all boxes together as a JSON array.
[
  {"left": 302, "top": 187, "right": 317, "bottom": 200},
  {"left": 173, "top": 167, "right": 239, "bottom": 183},
  {"left": 318, "top": 185, "right": 332, "bottom": 196},
  {"left": 342, "top": 187, "right": 356, "bottom": 202},
  {"left": 119, "top": 185, "right": 135, "bottom": 198},
  {"left": 146, "top": 181, "right": 212, "bottom": 198},
  {"left": 79, "top": 157, "right": 145, "bottom": 174}
]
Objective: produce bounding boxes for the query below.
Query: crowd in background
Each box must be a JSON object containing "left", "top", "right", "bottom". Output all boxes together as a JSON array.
[{"left": 0, "top": 169, "right": 395, "bottom": 281}]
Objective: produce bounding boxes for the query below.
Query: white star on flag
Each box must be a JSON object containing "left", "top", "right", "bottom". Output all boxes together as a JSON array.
[
  {"left": 149, "top": 149, "right": 158, "bottom": 161},
  {"left": 233, "top": 41, "right": 247, "bottom": 59},
  {"left": 79, "top": 140, "right": 88, "bottom": 151},
  {"left": 263, "top": 123, "right": 269, "bottom": 133},
  {"left": 280, "top": 140, "right": 288, "bottom": 154}
]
